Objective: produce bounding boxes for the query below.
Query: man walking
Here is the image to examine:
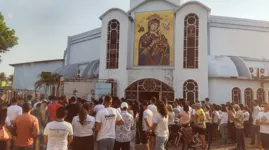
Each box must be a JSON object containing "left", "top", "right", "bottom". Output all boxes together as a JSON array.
[
  {"left": 248, "top": 100, "right": 261, "bottom": 148},
  {"left": 114, "top": 102, "right": 134, "bottom": 150},
  {"left": 229, "top": 104, "right": 245, "bottom": 150},
  {"left": 14, "top": 102, "right": 40, "bottom": 150},
  {"left": 256, "top": 103, "right": 269, "bottom": 150},
  {"left": 44, "top": 106, "right": 73, "bottom": 150},
  {"left": 95, "top": 95, "right": 124, "bottom": 150}
]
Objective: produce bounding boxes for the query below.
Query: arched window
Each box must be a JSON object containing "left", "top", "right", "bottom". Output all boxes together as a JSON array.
[
  {"left": 257, "top": 88, "right": 265, "bottom": 105},
  {"left": 183, "top": 79, "right": 198, "bottom": 105},
  {"left": 232, "top": 87, "right": 241, "bottom": 104},
  {"left": 184, "top": 13, "right": 199, "bottom": 69},
  {"left": 107, "top": 19, "right": 120, "bottom": 69},
  {"left": 244, "top": 88, "right": 253, "bottom": 108}
]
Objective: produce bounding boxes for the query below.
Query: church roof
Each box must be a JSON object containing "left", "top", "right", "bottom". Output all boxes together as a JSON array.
[
  {"left": 208, "top": 55, "right": 251, "bottom": 78},
  {"left": 127, "top": 0, "right": 180, "bottom": 14},
  {"left": 54, "top": 59, "right": 99, "bottom": 78},
  {"left": 99, "top": 8, "right": 133, "bottom": 21},
  {"left": 175, "top": 1, "right": 211, "bottom": 13}
]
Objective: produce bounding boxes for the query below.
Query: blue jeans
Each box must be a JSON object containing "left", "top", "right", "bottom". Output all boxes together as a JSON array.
[
  {"left": 97, "top": 138, "right": 115, "bottom": 150},
  {"left": 156, "top": 136, "right": 168, "bottom": 150},
  {"left": 220, "top": 123, "right": 228, "bottom": 145},
  {"left": 15, "top": 145, "right": 34, "bottom": 150}
]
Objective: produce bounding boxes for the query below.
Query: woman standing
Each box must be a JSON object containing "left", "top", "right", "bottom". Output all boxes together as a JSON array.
[
  {"left": 72, "top": 103, "right": 95, "bottom": 150},
  {"left": 150, "top": 102, "right": 169, "bottom": 150},
  {"left": 167, "top": 105, "right": 175, "bottom": 125},
  {"left": 128, "top": 101, "right": 138, "bottom": 150},
  {"left": 219, "top": 105, "right": 228, "bottom": 145},
  {"left": 204, "top": 105, "right": 213, "bottom": 143}
]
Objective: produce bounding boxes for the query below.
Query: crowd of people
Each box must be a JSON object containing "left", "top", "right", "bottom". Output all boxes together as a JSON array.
[{"left": 0, "top": 94, "right": 269, "bottom": 150}]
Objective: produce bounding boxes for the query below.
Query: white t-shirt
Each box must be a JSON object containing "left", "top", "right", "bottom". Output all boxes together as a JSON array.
[
  {"left": 148, "top": 104, "right": 157, "bottom": 114},
  {"left": 5, "top": 117, "right": 11, "bottom": 126},
  {"left": 252, "top": 105, "right": 261, "bottom": 125},
  {"left": 7, "top": 105, "right": 22, "bottom": 121},
  {"left": 72, "top": 115, "right": 95, "bottom": 137},
  {"left": 168, "top": 111, "right": 175, "bottom": 124},
  {"left": 243, "top": 111, "right": 250, "bottom": 121},
  {"left": 205, "top": 111, "right": 211, "bottom": 123},
  {"left": 96, "top": 107, "right": 123, "bottom": 141},
  {"left": 179, "top": 111, "right": 190, "bottom": 125},
  {"left": 257, "top": 111, "right": 269, "bottom": 134},
  {"left": 143, "top": 109, "right": 153, "bottom": 131},
  {"left": 94, "top": 104, "right": 104, "bottom": 113},
  {"left": 152, "top": 113, "right": 169, "bottom": 137},
  {"left": 219, "top": 112, "right": 228, "bottom": 125},
  {"left": 213, "top": 111, "right": 220, "bottom": 123},
  {"left": 44, "top": 121, "right": 73, "bottom": 150}
]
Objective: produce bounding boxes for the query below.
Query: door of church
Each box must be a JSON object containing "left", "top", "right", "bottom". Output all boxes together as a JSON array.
[{"left": 125, "top": 78, "right": 174, "bottom": 102}]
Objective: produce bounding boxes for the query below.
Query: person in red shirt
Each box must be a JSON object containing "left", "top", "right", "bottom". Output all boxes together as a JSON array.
[{"left": 47, "top": 96, "right": 62, "bottom": 122}]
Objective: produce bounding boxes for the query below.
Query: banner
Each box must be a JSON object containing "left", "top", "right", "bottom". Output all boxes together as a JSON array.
[{"left": 134, "top": 10, "right": 174, "bottom": 66}]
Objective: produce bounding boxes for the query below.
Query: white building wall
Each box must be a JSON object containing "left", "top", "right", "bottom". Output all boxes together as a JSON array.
[
  {"left": 209, "top": 78, "right": 269, "bottom": 104},
  {"left": 69, "top": 38, "right": 100, "bottom": 64},
  {"left": 210, "top": 27, "right": 269, "bottom": 59},
  {"left": 174, "top": 3, "right": 209, "bottom": 100},
  {"left": 13, "top": 60, "right": 63, "bottom": 91},
  {"left": 99, "top": 10, "right": 131, "bottom": 97}
]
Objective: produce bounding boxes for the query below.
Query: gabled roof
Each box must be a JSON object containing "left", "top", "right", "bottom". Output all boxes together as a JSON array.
[
  {"left": 175, "top": 1, "right": 210, "bottom": 13},
  {"left": 10, "top": 59, "right": 63, "bottom": 67},
  {"left": 99, "top": 8, "right": 133, "bottom": 21},
  {"left": 128, "top": 0, "right": 179, "bottom": 14}
]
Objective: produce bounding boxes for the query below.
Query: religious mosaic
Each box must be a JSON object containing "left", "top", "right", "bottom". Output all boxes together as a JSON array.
[{"left": 134, "top": 10, "right": 174, "bottom": 66}]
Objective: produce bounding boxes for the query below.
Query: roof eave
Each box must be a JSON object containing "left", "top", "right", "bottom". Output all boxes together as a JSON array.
[{"left": 99, "top": 8, "right": 133, "bottom": 21}]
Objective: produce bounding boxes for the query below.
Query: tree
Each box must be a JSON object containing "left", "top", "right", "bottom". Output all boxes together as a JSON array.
[
  {"left": 8, "top": 74, "right": 13, "bottom": 84},
  {"left": 0, "top": 72, "right": 6, "bottom": 87},
  {"left": 35, "top": 73, "right": 61, "bottom": 97},
  {"left": 0, "top": 12, "right": 19, "bottom": 61}
]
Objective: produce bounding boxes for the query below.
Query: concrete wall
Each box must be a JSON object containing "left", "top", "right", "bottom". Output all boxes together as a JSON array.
[
  {"left": 66, "top": 28, "right": 101, "bottom": 65},
  {"left": 174, "top": 2, "right": 209, "bottom": 100},
  {"left": 99, "top": 10, "right": 131, "bottom": 97},
  {"left": 69, "top": 38, "right": 100, "bottom": 64},
  {"left": 209, "top": 27, "right": 269, "bottom": 59},
  {"left": 13, "top": 60, "right": 63, "bottom": 91},
  {"left": 209, "top": 78, "right": 269, "bottom": 104}
]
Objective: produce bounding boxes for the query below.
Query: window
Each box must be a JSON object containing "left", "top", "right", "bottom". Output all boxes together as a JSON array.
[
  {"left": 184, "top": 13, "right": 199, "bottom": 68},
  {"left": 244, "top": 88, "right": 253, "bottom": 108},
  {"left": 183, "top": 79, "right": 198, "bottom": 105},
  {"left": 107, "top": 19, "right": 120, "bottom": 69},
  {"left": 257, "top": 88, "right": 265, "bottom": 105},
  {"left": 232, "top": 87, "right": 241, "bottom": 104}
]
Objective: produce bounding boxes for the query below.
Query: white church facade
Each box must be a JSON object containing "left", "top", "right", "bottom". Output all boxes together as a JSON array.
[{"left": 12, "top": 0, "right": 269, "bottom": 105}]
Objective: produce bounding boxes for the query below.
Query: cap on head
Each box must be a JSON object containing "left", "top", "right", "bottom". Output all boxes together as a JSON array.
[
  {"left": 233, "top": 104, "right": 240, "bottom": 109},
  {"left": 121, "top": 102, "right": 128, "bottom": 109}
]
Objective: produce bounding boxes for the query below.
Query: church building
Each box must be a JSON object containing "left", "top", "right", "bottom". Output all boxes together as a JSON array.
[{"left": 39, "top": 0, "right": 269, "bottom": 105}]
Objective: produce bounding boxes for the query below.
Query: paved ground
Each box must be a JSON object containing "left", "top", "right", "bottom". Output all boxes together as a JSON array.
[{"left": 134, "top": 137, "right": 258, "bottom": 150}]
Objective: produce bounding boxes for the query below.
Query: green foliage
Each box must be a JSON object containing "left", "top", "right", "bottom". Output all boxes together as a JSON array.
[{"left": 0, "top": 12, "right": 18, "bottom": 53}]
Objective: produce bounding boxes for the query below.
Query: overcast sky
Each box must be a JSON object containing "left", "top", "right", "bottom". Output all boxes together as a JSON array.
[{"left": 0, "top": 0, "right": 269, "bottom": 75}]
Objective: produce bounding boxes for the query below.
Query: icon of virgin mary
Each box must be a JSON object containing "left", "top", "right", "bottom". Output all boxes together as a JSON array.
[{"left": 138, "top": 14, "right": 170, "bottom": 66}]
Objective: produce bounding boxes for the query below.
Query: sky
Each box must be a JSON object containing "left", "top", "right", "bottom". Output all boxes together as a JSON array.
[{"left": 0, "top": 0, "right": 269, "bottom": 75}]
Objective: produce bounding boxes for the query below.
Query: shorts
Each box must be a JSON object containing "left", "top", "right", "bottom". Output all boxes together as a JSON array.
[
  {"left": 260, "top": 133, "right": 269, "bottom": 148},
  {"left": 141, "top": 131, "right": 149, "bottom": 144},
  {"left": 192, "top": 126, "right": 206, "bottom": 135}
]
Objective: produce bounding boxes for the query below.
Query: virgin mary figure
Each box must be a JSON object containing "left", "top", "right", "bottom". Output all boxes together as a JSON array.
[{"left": 138, "top": 14, "right": 170, "bottom": 66}]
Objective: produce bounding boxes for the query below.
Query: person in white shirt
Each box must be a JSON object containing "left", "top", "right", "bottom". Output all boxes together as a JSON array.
[
  {"left": 248, "top": 100, "right": 261, "bottom": 148},
  {"left": 95, "top": 95, "right": 124, "bottom": 150},
  {"left": 94, "top": 98, "right": 105, "bottom": 114},
  {"left": 150, "top": 102, "right": 169, "bottom": 150},
  {"left": 256, "top": 102, "right": 269, "bottom": 150},
  {"left": 218, "top": 106, "right": 228, "bottom": 145},
  {"left": 212, "top": 105, "right": 220, "bottom": 140},
  {"left": 167, "top": 105, "right": 175, "bottom": 124},
  {"left": 7, "top": 97, "right": 22, "bottom": 124},
  {"left": 141, "top": 101, "right": 153, "bottom": 150},
  {"left": 242, "top": 104, "right": 250, "bottom": 137},
  {"left": 44, "top": 107, "right": 73, "bottom": 150},
  {"left": 148, "top": 97, "right": 158, "bottom": 115},
  {"left": 178, "top": 103, "right": 191, "bottom": 126},
  {"left": 72, "top": 103, "right": 95, "bottom": 150}
]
